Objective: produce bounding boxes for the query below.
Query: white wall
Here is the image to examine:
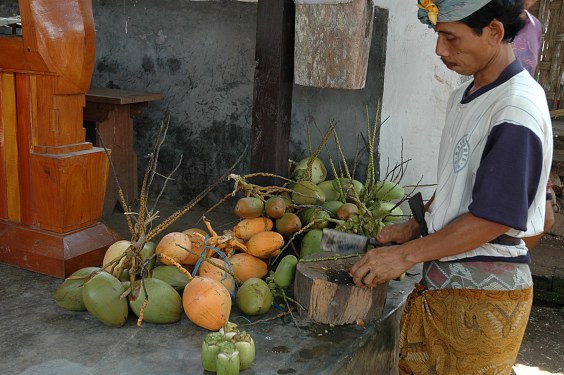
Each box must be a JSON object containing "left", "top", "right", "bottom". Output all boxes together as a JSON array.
[{"left": 374, "top": 1, "right": 462, "bottom": 201}]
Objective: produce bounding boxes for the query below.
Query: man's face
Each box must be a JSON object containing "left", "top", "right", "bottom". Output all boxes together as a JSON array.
[{"left": 434, "top": 21, "right": 494, "bottom": 76}]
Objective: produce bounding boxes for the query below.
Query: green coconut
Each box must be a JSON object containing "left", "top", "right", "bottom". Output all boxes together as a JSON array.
[
  {"left": 236, "top": 278, "right": 273, "bottom": 316},
  {"left": 383, "top": 206, "right": 405, "bottom": 224},
  {"left": 82, "top": 271, "right": 129, "bottom": 327},
  {"left": 371, "top": 201, "right": 401, "bottom": 218},
  {"left": 317, "top": 180, "right": 340, "bottom": 202},
  {"left": 321, "top": 200, "right": 344, "bottom": 216},
  {"left": 129, "top": 278, "right": 182, "bottom": 324},
  {"left": 291, "top": 181, "right": 325, "bottom": 205},
  {"left": 140, "top": 241, "right": 157, "bottom": 271},
  {"left": 53, "top": 267, "right": 101, "bottom": 311},
  {"left": 300, "top": 229, "right": 324, "bottom": 257},
  {"left": 374, "top": 180, "right": 405, "bottom": 201},
  {"left": 298, "top": 208, "right": 330, "bottom": 230},
  {"left": 151, "top": 265, "right": 190, "bottom": 293},
  {"left": 293, "top": 157, "right": 327, "bottom": 184},
  {"left": 332, "top": 178, "right": 364, "bottom": 201}
]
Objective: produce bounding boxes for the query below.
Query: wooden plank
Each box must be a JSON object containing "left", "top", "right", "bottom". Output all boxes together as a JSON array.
[
  {"left": 0, "top": 73, "right": 9, "bottom": 219},
  {"left": 15, "top": 73, "right": 34, "bottom": 225},
  {"left": 294, "top": 0, "right": 373, "bottom": 89},
  {"left": 250, "top": 0, "right": 295, "bottom": 185},
  {"left": 86, "top": 88, "right": 163, "bottom": 105},
  {"left": 1, "top": 73, "right": 20, "bottom": 222}
]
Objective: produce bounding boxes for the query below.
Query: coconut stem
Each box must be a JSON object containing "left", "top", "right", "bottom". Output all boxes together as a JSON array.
[
  {"left": 137, "top": 298, "right": 149, "bottom": 327},
  {"left": 299, "top": 254, "right": 361, "bottom": 263}
]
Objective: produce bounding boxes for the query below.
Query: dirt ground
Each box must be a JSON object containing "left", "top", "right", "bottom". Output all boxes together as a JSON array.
[
  {"left": 516, "top": 304, "right": 564, "bottom": 374},
  {"left": 514, "top": 235, "right": 564, "bottom": 375}
]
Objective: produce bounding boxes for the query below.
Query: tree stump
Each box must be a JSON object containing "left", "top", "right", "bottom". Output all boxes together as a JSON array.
[{"left": 294, "top": 252, "right": 388, "bottom": 325}]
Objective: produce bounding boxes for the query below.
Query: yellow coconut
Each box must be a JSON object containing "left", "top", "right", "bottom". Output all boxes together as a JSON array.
[{"left": 156, "top": 232, "right": 193, "bottom": 266}]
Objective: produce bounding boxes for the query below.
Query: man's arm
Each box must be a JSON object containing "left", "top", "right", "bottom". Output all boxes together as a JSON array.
[{"left": 351, "top": 211, "right": 509, "bottom": 287}]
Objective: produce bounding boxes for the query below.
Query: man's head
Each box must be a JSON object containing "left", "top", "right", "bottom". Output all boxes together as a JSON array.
[
  {"left": 418, "top": 1, "right": 524, "bottom": 39},
  {"left": 418, "top": 1, "right": 525, "bottom": 76}
]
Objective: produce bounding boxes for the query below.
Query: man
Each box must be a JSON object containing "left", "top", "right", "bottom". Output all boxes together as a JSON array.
[{"left": 351, "top": 1, "right": 553, "bottom": 374}]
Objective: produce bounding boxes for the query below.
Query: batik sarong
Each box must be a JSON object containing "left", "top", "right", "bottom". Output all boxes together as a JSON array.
[{"left": 399, "top": 283, "right": 533, "bottom": 375}]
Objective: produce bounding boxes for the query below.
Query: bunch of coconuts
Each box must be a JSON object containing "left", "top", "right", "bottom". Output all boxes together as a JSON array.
[
  {"left": 259, "top": 156, "right": 407, "bottom": 259},
  {"left": 53, "top": 241, "right": 186, "bottom": 328}
]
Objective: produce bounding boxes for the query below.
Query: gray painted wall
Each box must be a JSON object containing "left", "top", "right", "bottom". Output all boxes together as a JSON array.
[{"left": 2, "top": 1, "right": 387, "bottom": 208}]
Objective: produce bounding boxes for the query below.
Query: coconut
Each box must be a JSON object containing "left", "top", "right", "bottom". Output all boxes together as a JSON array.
[
  {"left": 156, "top": 232, "right": 194, "bottom": 265},
  {"left": 151, "top": 265, "right": 191, "bottom": 293},
  {"left": 332, "top": 178, "right": 364, "bottom": 201},
  {"left": 298, "top": 208, "right": 330, "bottom": 230},
  {"left": 53, "top": 267, "right": 101, "bottom": 311},
  {"left": 129, "top": 278, "right": 182, "bottom": 324},
  {"left": 291, "top": 181, "right": 325, "bottom": 205},
  {"left": 140, "top": 241, "right": 157, "bottom": 271},
  {"left": 102, "top": 240, "right": 132, "bottom": 270},
  {"left": 275, "top": 212, "right": 302, "bottom": 236},
  {"left": 265, "top": 195, "right": 287, "bottom": 219},
  {"left": 322, "top": 200, "right": 344, "bottom": 216},
  {"left": 374, "top": 180, "right": 405, "bottom": 201},
  {"left": 236, "top": 278, "right": 273, "bottom": 316},
  {"left": 293, "top": 157, "right": 327, "bottom": 184},
  {"left": 317, "top": 180, "right": 340, "bottom": 201},
  {"left": 300, "top": 229, "right": 324, "bottom": 257},
  {"left": 82, "top": 271, "right": 129, "bottom": 327},
  {"left": 234, "top": 197, "right": 264, "bottom": 219},
  {"left": 336, "top": 203, "right": 359, "bottom": 220},
  {"left": 197, "top": 258, "right": 236, "bottom": 294}
]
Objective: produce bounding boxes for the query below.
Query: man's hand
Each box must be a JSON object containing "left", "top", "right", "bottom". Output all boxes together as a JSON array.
[{"left": 350, "top": 245, "right": 413, "bottom": 287}]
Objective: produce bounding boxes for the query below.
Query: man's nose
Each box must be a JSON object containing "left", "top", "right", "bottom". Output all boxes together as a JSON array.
[{"left": 435, "top": 36, "right": 449, "bottom": 57}]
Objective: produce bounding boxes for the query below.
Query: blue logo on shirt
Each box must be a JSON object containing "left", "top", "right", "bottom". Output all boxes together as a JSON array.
[{"left": 453, "top": 135, "right": 469, "bottom": 172}]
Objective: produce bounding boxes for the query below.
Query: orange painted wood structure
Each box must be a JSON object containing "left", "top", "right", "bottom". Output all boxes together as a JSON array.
[{"left": 0, "top": 0, "right": 121, "bottom": 278}]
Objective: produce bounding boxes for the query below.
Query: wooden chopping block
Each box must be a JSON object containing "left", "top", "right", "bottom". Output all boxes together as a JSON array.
[{"left": 294, "top": 252, "right": 388, "bottom": 325}]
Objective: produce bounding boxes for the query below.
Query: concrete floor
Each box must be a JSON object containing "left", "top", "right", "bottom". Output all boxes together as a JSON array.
[{"left": 1, "top": 201, "right": 563, "bottom": 375}]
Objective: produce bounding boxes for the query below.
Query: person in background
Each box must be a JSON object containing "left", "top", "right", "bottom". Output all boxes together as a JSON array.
[
  {"left": 511, "top": 0, "right": 558, "bottom": 249},
  {"left": 351, "top": 1, "right": 553, "bottom": 374},
  {"left": 512, "top": 0, "right": 541, "bottom": 76}
]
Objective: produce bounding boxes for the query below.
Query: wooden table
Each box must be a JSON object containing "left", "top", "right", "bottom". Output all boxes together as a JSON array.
[{"left": 83, "top": 88, "right": 164, "bottom": 218}]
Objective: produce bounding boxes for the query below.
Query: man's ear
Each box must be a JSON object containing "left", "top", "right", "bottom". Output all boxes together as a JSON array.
[{"left": 487, "top": 20, "right": 505, "bottom": 45}]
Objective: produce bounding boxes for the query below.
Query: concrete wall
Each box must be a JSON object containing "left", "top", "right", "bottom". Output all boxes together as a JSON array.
[{"left": 88, "top": 0, "right": 388, "bottom": 207}]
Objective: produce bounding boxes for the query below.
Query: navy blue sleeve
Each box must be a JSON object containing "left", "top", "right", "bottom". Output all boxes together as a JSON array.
[{"left": 468, "top": 123, "right": 543, "bottom": 231}]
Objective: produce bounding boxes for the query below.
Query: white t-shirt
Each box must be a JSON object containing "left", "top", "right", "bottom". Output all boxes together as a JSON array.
[{"left": 427, "top": 59, "right": 553, "bottom": 262}]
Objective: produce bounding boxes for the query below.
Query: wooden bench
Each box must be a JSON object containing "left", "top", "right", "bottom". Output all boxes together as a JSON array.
[{"left": 83, "top": 88, "right": 164, "bottom": 218}]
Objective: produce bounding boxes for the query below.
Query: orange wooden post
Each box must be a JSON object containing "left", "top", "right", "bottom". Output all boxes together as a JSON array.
[{"left": 0, "top": 0, "right": 121, "bottom": 278}]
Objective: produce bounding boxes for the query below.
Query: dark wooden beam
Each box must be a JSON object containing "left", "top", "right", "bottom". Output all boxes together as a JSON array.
[{"left": 250, "top": 0, "right": 295, "bottom": 185}]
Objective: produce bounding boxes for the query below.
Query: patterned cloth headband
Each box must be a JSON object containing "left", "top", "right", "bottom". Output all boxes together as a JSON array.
[{"left": 417, "top": 0, "right": 492, "bottom": 27}]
